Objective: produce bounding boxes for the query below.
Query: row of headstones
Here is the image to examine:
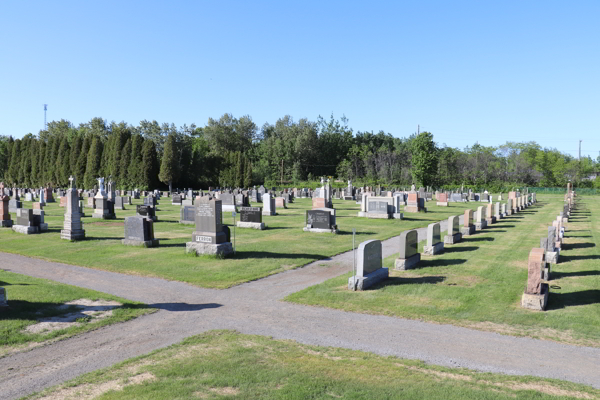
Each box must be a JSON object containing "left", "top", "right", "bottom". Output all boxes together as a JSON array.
[
  {"left": 349, "top": 193, "right": 538, "bottom": 290},
  {"left": 522, "top": 187, "right": 574, "bottom": 311}
]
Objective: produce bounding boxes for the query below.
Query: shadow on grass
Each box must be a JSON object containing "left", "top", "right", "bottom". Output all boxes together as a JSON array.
[
  {"left": 376, "top": 275, "right": 446, "bottom": 288},
  {"left": 232, "top": 251, "right": 324, "bottom": 261},
  {"left": 463, "top": 237, "right": 495, "bottom": 242},
  {"left": 562, "top": 242, "right": 595, "bottom": 250},
  {"left": 487, "top": 224, "right": 515, "bottom": 228},
  {"left": 547, "top": 290, "right": 600, "bottom": 310},
  {"left": 552, "top": 270, "right": 600, "bottom": 279},
  {"left": 85, "top": 236, "right": 120, "bottom": 241},
  {"left": 560, "top": 254, "right": 600, "bottom": 262},
  {"left": 147, "top": 302, "right": 222, "bottom": 312},
  {"left": 480, "top": 229, "right": 507, "bottom": 233},
  {"left": 262, "top": 226, "right": 292, "bottom": 230},
  {"left": 443, "top": 246, "right": 478, "bottom": 253},
  {"left": 337, "top": 230, "right": 377, "bottom": 236},
  {"left": 418, "top": 258, "right": 467, "bottom": 268},
  {"left": 0, "top": 281, "right": 32, "bottom": 286}
]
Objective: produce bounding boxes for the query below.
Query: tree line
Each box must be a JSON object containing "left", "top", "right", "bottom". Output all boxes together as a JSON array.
[{"left": 0, "top": 114, "right": 598, "bottom": 191}]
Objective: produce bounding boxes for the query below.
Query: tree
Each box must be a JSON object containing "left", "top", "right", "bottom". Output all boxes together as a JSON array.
[
  {"left": 84, "top": 136, "right": 103, "bottom": 189},
  {"left": 7, "top": 139, "right": 21, "bottom": 185},
  {"left": 37, "top": 141, "right": 46, "bottom": 187},
  {"left": 56, "top": 135, "right": 71, "bottom": 186},
  {"left": 128, "top": 134, "right": 144, "bottom": 189},
  {"left": 75, "top": 136, "right": 90, "bottom": 184},
  {"left": 410, "top": 132, "right": 438, "bottom": 187},
  {"left": 70, "top": 135, "right": 82, "bottom": 174},
  {"left": 119, "top": 138, "right": 132, "bottom": 189},
  {"left": 244, "top": 159, "right": 252, "bottom": 187},
  {"left": 158, "top": 133, "right": 178, "bottom": 192},
  {"left": 140, "top": 140, "right": 159, "bottom": 190}
]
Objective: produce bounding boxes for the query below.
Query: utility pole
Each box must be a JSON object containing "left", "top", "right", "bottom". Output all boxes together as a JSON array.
[
  {"left": 43, "top": 104, "right": 47, "bottom": 131},
  {"left": 417, "top": 125, "right": 420, "bottom": 135},
  {"left": 579, "top": 140, "right": 582, "bottom": 160}
]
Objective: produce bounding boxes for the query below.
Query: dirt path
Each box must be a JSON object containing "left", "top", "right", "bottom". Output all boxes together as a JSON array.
[{"left": 1, "top": 212, "right": 599, "bottom": 399}]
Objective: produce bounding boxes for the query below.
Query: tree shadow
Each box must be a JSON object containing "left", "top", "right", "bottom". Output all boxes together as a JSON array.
[
  {"left": 262, "top": 226, "right": 291, "bottom": 230},
  {"left": 551, "top": 270, "right": 600, "bottom": 279},
  {"left": 559, "top": 254, "right": 600, "bottom": 262},
  {"left": 480, "top": 229, "right": 506, "bottom": 233},
  {"left": 147, "top": 302, "right": 222, "bottom": 312},
  {"left": 337, "top": 230, "right": 376, "bottom": 236},
  {"left": 504, "top": 216, "right": 524, "bottom": 219},
  {"left": 85, "top": 236, "right": 120, "bottom": 241},
  {"left": 567, "top": 217, "right": 588, "bottom": 221},
  {"left": 546, "top": 290, "right": 600, "bottom": 310},
  {"left": 232, "top": 251, "right": 324, "bottom": 262},
  {"left": 0, "top": 281, "right": 32, "bottom": 286},
  {"left": 443, "top": 246, "right": 478, "bottom": 253},
  {"left": 463, "top": 237, "right": 495, "bottom": 242},
  {"left": 375, "top": 275, "right": 446, "bottom": 288},
  {"left": 417, "top": 258, "right": 468, "bottom": 268},
  {"left": 488, "top": 224, "right": 515, "bottom": 228},
  {"left": 562, "top": 242, "right": 595, "bottom": 250}
]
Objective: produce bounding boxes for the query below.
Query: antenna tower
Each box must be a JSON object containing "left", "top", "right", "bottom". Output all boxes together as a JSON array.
[{"left": 44, "top": 104, "right": 48, "bottom": 130}]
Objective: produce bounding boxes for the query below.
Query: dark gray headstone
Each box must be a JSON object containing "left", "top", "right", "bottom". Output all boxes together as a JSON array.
[
  {"left": 306, "top": 210, "right": 331, "bottom": 229},
  {"left": 240, "top": 206, "right": 262, "bottom": 223}
]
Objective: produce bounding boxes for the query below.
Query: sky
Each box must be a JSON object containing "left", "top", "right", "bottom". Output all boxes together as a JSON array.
[{"left": 1, "top": 1, "right": 599, "bottom": 159}]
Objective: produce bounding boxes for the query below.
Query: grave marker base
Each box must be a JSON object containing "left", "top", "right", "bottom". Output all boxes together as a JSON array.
[
  {"left": 475, "top": 221, "right": 488, "bottom": 231},
  {"left": 262, "top": 211, "right": 276, "bottom": 216},
  {"left": 348, "top": 268, "right": 389, "bottom": 291},
  {"left": 394, "top": 253, "right": 421, "bottom": 270},
  {"left": 236, "top": 221, "right": 265, "bottom": 230},
  {"left": 179, "top": 219, "right": 194, "bottom": 225},
  {"left": 521, "top": 284, "right": 549, "bottom": 311},
  {"left": 461, "top": 226, "right": 475, "bottom": 236},
  {"left": 0, "top": 220, "right": 13, "bottom": 228},
  {"left": 444, "top": 232, "right": 462, "bottom": 245},
  {"left": 546, "top": 251, "right": 558, "bottom": 264},
  {"left": 303, "top": 226, "right": 338, "bottom": 234},
  {"left": 122, "top": 239, "right": 159, "bottom": 248},
  {"left": 186, "top": 241, "right": 233, "bottom": 257},
  {"left": 423, "top": 242, "right": 444, "bottom": 256},
  {"left": 11, "top": 225, "right": 39, "bottom": 234},
  {"left": 436, "top": 201, "right": 448, "bottom": 206},
  {"left": 92, "top": 213, "right": 116, "bottom": 219},
  {"left": 61, "top": 230, "right": 86, "bottom": 241}
]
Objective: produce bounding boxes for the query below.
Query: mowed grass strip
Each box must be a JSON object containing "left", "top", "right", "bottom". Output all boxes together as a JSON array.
[
  {"left": 0, "top": 269, "right": 152, "bottom": 355},
  {"left": 0, "top": 197, "right": 484, "bottom": 289},
  {"left": 286, "top": 194, "right": 600, "bottom": 346},
  {"left": 27, "top": 330, "right": 600, "bottom": 400}
]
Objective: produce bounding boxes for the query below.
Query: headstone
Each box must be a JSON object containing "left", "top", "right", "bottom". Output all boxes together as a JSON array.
[
  {"left": 521, "top": 248, "right": 549, "bottom": 311},
  {"left": 423, "top": 223, "right": 443, "bottom": 255},
  {"left": 444, "top": 215, "right": 461, "bottom": 244},
  {"left": 0, "top": 195, "right": 13, "bottom": 227},
  {"left": 114, "top": 196, "right": 126, "bottom": 210},
  {"left": 121, "top": 216, "right": 159, "bottom": 247},
  {"left": 462, "top": 209, "right": 475, "bottom": 236},
  {"left": 186, "top": 197, "right": 233, "bottom": 256},
  {"left": 137, "top": 205, "right": 157, "bottom": 222},
  {"left": 60, "top": 176, "right": 85, "bottom": 241},
  {"left": 475, "top": 206, "right": 487, "bottom": 231},
  {"left": 262, "top": 193, "right": 276, "bottom": 216},
  {"left": 12, "top": 208, "right": 39, "bottom": 234},
  {"left": 486, "top": 203, "right": 495, "bottom": 224},
  {"left": 179, "top": 205, "right": 196, "bottom": 224},
  {"left": 436, "top": 193, "right": 448, "bottom": 206},
  {"left": 304, "top": 209, "right": 337, "bottom": 233},
  {"left": 237, "top": 206, "right": 265, "bottom": 230},
  {"left": 275, "top": 197, "right": 287, "bottom": 209},
  {"left": 92, "top": 177, "right": 116, "bottom": 219},
  {"left": 405, "top": 192, "right": 423, "bottom": 213},
  {"left": 172, "top": 194, "right": 182, "bottom": 205},
  {"left": 395, "top": 230, "right": 420, "bottom": 270},
  {"left": 348, "top": 240, "right": 388, "bottom": 290}
]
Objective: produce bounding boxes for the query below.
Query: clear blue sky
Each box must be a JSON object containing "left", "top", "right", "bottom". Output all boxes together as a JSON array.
[{"left": 1, "top": 1, "right": 599, "bottom": 159}]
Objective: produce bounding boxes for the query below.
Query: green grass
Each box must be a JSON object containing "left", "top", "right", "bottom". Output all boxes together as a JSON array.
[
  {"left": 26, "top": 330, "right": 600, "bottom": 400},
  {"left": 286, "top": 194, "right": 600, "bottom": 346},
  {"left": 0, "top": 196, "right": 485, "bottom": 288},
  {"left": 0, "top": 269, "right": 152, "bottom": 354}
]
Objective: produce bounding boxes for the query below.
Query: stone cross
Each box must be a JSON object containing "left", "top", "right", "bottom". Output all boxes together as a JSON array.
[
  {"left": 69, "top": 175, "right": 75, "bottom": 189},
  {"left": 97, "top": 177, "right": 105, "bottom": 193}
]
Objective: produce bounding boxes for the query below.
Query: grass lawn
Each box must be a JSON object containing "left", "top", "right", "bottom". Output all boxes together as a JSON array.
[
  {"left": 286, "top": 194, "right": 600, "bottom": 347},
  {"left": 0, "top": 196, "right": 485, "bottom": 289},
  {"left": 26, "top": 330, "right": 600, "bottom": 400},
  {"left": 0, "top": 269, "right": 152, "bottom": 356}
]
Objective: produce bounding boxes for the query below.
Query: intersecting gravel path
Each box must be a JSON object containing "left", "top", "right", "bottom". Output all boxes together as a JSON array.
[{"left": 1, "top": 212, "right": 599, "bottom": 400}]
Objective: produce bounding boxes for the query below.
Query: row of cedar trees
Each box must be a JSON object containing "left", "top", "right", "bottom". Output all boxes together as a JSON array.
[
  {"left": 2, "top": 130, "right": 254, "bottom": 191},
  {"left": 3, "top": 133, "right": 159, "bottom": 190}
]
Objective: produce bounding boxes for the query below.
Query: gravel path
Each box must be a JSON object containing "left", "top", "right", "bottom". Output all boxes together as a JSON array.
[{"left": 1, "top": 212, "right": 599, "bottom": 399}]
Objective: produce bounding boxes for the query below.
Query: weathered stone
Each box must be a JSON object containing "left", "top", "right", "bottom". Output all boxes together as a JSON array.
[
  {"left": 122, "top": 216, "right": 158, "bottom": 247},
  {"left": 348, "top": 240, "right": 388, "bottom": 290},
  {"left": 395, "top": 230, "right": 420, "bottom": 270},
  {"left": 423, "top": 223, "right": 444, "bottom": 255},
  {"left": 61, "top": 176, "right": 85, "bottom": 241},
  {"left": 461, "top": 209, "right": 475, "bottom": 236}
]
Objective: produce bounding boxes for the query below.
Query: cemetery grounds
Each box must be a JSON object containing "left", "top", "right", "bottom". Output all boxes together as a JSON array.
[{"left": 1, "top": 194, "right": 599, "bottom": 399}]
